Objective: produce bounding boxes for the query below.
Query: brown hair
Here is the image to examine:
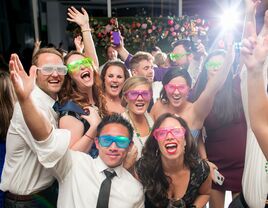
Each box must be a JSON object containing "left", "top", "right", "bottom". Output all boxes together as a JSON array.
[
  {"left": 59, "top": 51, "right": 108, "bottom": 117},
  {"left": 121, "top": 76, "right": 152, "bottom": 107},
  {"left": 100, "top": 60, "right": 130, "bottom": 91},
  {"left": 129, "top": 51, "right": 154, "bottom": 71},
  {"left": 0, "top": 71, "right": 17, "bottom": 140},
  {"left": 32, "top": 48, "right": 63, "bottom": 66}
]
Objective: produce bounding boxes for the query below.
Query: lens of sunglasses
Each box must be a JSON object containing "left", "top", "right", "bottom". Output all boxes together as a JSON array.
[
  {"left": 67, "top": 57, "right": 93, "bottom": 73},
  {"left": 205, "top": 61, "right": 223, "bottom": 71},
  {"left": 164, "top": 84, "right": 188, "bottom": 94},
  {"left": 153, "top": 127, "right": 185, "bottom": 141},
  {"left": 98, "top": 135, "right": 130, "bottom": 149},
  {"left": 40, "top": 65, "right": 67, "bottom": 75},
  {"left": 125, "top": 90, "right": 151, "bottom": 101}
]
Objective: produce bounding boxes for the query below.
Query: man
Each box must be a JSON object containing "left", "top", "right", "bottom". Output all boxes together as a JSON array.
[
  {"left": 7, "top": 61, "right": 145, "bottom": 207},
  {"left": 169, "top": 39, "right": 206, "bottom": 86},
  {"left": 0, "top": 49, "right": 66, "bottom": 207}
]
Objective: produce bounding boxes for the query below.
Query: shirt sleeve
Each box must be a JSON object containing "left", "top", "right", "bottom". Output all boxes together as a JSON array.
[
  {"left": 124, "top": 54, "right": 133, "bottom": 69},
  {"left": 33, "top": 128, "right": 72, "bottom": 181}
]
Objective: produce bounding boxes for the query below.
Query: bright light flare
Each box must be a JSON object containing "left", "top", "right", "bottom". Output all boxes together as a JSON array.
[{"left": 219, "top": 9, "right": 241, "bottom": 31}]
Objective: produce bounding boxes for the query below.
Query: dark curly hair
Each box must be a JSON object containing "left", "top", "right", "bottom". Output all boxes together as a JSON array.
[
  {"left": 135, "top": 113, "right": 199, "bottom": 207},
  {"left": 59, "top": 51, "right": 108, "bottom": 117}
]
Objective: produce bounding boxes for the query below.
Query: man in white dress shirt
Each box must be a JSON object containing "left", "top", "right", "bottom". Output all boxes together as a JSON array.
[
  {"left": 0, "top": 49, "right": 66, "bottom": 207},
  {"left": 7, "top": 59, "right": 145, "bottom": 207}
]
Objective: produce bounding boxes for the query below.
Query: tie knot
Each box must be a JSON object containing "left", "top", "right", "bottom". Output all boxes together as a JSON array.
[{"left": 104, "top": 170, "right": 116, "bottom": 179}]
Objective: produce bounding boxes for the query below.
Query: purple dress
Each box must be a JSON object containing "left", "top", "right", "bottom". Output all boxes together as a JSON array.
[{"left": 204, "top": 78, "right": 247, "bottom": 192}]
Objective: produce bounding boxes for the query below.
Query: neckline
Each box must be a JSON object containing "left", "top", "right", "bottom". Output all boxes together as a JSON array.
[{"left": 126, "top": 111, "right": 151, "bottom": 145}]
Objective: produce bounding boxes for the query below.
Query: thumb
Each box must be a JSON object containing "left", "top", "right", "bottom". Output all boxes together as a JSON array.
[{"left": 29, "top": 66, "right": 37, "bottom": 82}]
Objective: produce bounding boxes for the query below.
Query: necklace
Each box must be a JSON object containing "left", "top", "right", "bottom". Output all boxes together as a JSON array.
[{"left": 126, "top": 111, "right": 151, "bottom": 147}]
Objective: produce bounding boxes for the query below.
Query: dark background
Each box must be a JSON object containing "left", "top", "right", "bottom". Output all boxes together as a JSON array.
[{"left": 0, "top": 0, "right": 267, "bottom": 69}]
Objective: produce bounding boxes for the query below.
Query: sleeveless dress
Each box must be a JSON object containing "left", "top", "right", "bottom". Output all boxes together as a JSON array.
[
  {"left": 204, "top": 77, "right": 246, "bottom": 192},
  {"left": 138, "top": 159, "right": 210, "bottom": 208},
  {"left": 53, "top": 101, "right": 98, "bottom": 158}
]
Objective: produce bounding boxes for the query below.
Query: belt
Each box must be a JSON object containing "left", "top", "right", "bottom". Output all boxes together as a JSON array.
[{"left": 5, "top": 192, "right": 36, "bottom": 201}]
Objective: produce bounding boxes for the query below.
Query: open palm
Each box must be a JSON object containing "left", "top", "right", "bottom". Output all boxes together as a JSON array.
[
  {"left": 241, "top": 23, "right": 268, "bottom": 71},
  {"left": 9, "top": 54, "right": 36, "bottom": 102}
]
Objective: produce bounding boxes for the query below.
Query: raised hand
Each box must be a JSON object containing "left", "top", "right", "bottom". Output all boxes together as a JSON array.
[
  {"left": 245, "top": 0, "right": 261, "bottom": 15},
  {"left": 67, "top": 7, "right": 89, "bottom": 30},
  {"left": 81, "top": 106, "right": 102, "bottom": 128},
  {"left": 241, "top": 22, "right": 268, "bottom": 71},
  {"left": 9, "top": 54, "right": 36, "bottom": 102}
]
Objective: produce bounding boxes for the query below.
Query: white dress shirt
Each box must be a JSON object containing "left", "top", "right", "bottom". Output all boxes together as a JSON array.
[
  {"left": 33, "top": 128, "right": 145, "bottom": 208},
  {"left": 240, "top": 63, "right": 268, "bottom": 208},
  {"left": 0, "top": 86, "right": 68, "bottom": 194}
]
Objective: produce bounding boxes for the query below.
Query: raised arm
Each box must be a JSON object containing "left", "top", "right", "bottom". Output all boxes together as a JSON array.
[
  {"left": 59, "top": 106, "right": 100, "bottom": 153},
  {"left": 193, "top": 40, "right": 235, "bottom": 125},
  {"left": 9, "top": 54, "right": 52, "bottom": 140},
  {"left": 67, "top": 7, "right": 99, "bottom": 68},
  {"left": 241, "top": 21, "right": 268, "bottom": 160},
  {"left": 111, "top": 32, "right": 130, "bottom": 61}
]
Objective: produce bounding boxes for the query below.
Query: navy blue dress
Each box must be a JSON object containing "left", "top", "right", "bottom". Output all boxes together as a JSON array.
[{"left": 53, "top": 101, "right": 98, "bottom": 158}]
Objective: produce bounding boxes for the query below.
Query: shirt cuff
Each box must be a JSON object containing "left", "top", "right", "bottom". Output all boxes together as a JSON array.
[{"left": 33, "top": 128, "right": 71, "bottom": 168}]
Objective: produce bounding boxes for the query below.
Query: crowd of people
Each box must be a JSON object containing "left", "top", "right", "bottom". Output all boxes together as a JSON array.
[{"left": 0, "top": 0, "right": 267, "bottom": 208}]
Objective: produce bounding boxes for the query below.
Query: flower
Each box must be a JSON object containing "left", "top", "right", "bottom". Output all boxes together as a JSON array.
[
  {"left": 67, "top": 15, "right": 209, "bottom": 52},
  {"left": 168, "top": 19, "right": 174, "bottom": 26}
]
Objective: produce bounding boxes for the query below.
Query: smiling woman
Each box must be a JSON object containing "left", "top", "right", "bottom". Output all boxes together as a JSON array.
[
  {"left": 100, "top": 60, "right": 130, "bottom": 114},
  {"left": 56, "top": 51, "right": 108, "bottom": 156},
  {"left": 135, "top": 113, "right": 211, "bottom": 207}
]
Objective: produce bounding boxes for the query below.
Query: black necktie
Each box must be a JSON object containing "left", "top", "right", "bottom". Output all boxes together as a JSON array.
[{"left": 96, "top": 170, "right": 117, "bottom": 208}]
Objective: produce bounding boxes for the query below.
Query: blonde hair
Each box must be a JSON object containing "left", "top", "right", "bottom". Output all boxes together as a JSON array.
[
  {"left": 153, "top": 52, "right": 167, "bottom": 67},
  {"left": 129, "top": 51, "right": 154, "bottom": 71},
  {"left": 121, "top": 76, "right": 152, "bottom": 107}
]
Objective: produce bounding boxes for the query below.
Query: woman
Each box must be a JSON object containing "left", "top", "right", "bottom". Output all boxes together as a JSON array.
[
  {"left": 136, "top": 113, "right": 211, "bottom": 207},
  {"left": 192, "top": 50, "right": 246, "bottom": 207},
  {"left": 121, "top": 76, "right": 154, "bottom": 159},
  {"left": 57, "top": 51, "right": 108, "bottom": 156},
  {"left": 55, "top": 7, "right": 107, "bottom": 156},
  {"left": 0, "top": 70, "right": 16, "bottom": 207},
  {"left": 151, "top": 45, "right": 234, "bottom": 141},
  {"left": 100, "top": 60, "right": 130, "bottom": 114}
]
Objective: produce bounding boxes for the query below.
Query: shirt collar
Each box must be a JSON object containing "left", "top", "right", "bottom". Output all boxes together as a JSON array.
[
  {"left": 95, "top": 156, "right": 124, "bottom": 178},
  {"left": 33, "top": 85, "right": 57, "bottom": 108}
]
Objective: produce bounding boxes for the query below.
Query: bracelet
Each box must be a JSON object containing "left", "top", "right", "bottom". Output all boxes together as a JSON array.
[
  {"left": 84, "top": 134, "right": 94, "bottom": 140},
  {"left": 81, "top": 29, "right": 91, "bottom": 33},
  {"left": 202, "top": 158, "right": 209, "bottom": 161}
]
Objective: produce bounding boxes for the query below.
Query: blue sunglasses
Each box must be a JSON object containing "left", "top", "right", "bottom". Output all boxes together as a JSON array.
[{"left": 98, "top": 135, "right": 131, "bottom": 149}]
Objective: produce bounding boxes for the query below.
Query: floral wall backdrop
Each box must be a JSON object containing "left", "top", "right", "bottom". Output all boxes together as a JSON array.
[{"left": 67, "top": 16, "right": 209, "bottom": 63}]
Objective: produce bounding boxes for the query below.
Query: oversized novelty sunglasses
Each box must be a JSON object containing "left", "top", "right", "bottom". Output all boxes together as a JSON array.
[
  {"left": 67, "top": 57, "right": 93, "bottom": 73},
  {"left": 205, "top": 61, "right": 224, "bottom": 71},
  {"left": 124, "top": 90, "right": 152, "bottom": 101},
  {"left": 153, "top": 127, "right": 186, "bottom": 141},
  {"left": 169, "top": 52, "right": 190, "bottom": 61},
  {"left": 37, "top": 65, "right": 67, "bottom": 76},
  {"left": 164, "top": 83, "right": 189, "bottom": 95},
  {"left": 98, "top": 135, "right": 131, "bottom": 149}
]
